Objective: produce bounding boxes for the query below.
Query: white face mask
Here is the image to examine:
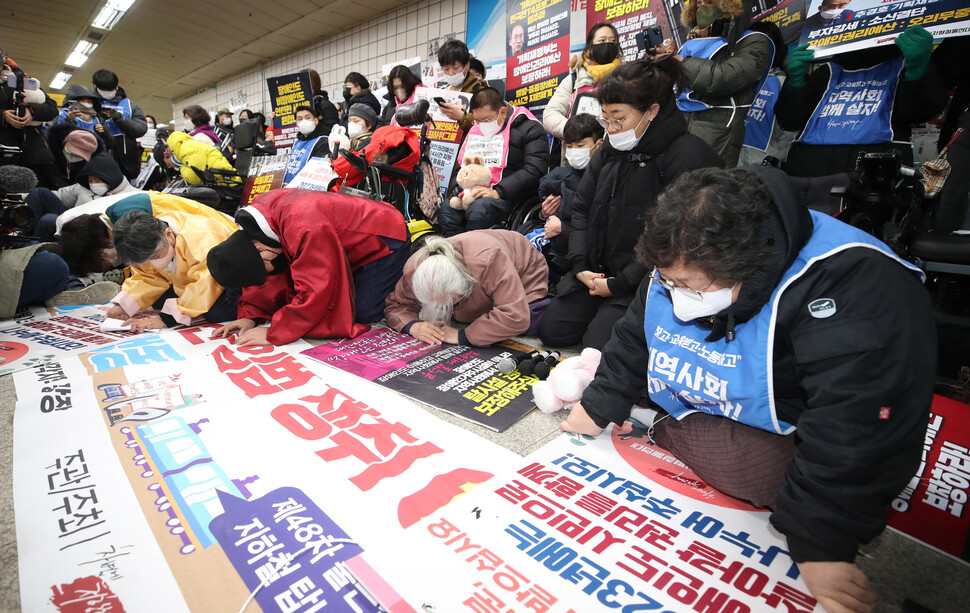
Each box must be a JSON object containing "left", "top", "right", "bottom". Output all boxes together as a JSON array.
[
  {"left": 89, "top": 182, "right": 110, "bottom": 196},
  {"left": 221, "top": 117, "right": 233, "bottom": 126},
  {"left": 670, "top": 284, "right": 737, "bottom": 321},
  {"left": 78, "top": 101, "right": 94, "bottom": 110},
  {"left": 608, "top": 112, "right": 649, "bottom": 151},
  {"left": 183, "top": 118, "right": 195, "bottom": 131},
  {"left": 64, "top": 151, "right": 84, "bottom": 164},
  {"left": 565, "top": 147, "right": 593, "bottom": 170},
  {"left": 347, "top": 122, "right": 364, "bottom": 138},
  {"left": 394, "top": 88, "right": 408, "bottom": 101},
  {"left": 297, "top": 119, "right": 317, "bottom": 135},
  {"left": 97, "top": 89, "right": 117, "bottom": 99},
  {"left": 149, "top": 237, "right": 175, "bottom": 269},
  {"left": 820, "top": 8, "right": 843, "bottom": 19},
  {"left": 443, "top": 71, "right": 466, "bottom": 87}
]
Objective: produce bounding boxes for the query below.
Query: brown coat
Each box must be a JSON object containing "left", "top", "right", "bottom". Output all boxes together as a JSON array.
[{"left": 384, "top": 230, "right": 549, "bottom": 346}]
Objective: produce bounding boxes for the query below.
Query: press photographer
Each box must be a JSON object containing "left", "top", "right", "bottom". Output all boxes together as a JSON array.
[{"left": 0, "top": 51, "right": 58, "bottom": 188}]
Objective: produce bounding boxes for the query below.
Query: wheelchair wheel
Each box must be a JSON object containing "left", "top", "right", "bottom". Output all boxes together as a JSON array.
[{"left": 508, "top": 200, "right": 544, "bottom": 232}]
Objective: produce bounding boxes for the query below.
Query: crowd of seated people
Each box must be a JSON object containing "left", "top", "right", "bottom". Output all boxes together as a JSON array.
[{"left": 2, "top": 14, "right": 968, "bottom": 612}]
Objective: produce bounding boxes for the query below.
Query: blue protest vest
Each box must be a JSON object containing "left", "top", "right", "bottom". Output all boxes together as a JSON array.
[
  {"left": 643, "top": 210, "right": 924, "bottom": 434},
  {"left": 100, "top": 97, "right": 133, "bottom": 137},
  {"left": 284, "top": 135, "right": 325, "bottom": 184},
  {"left": 676, "top": 32, "right": 773, "bottom": 114},
  {"left": 58, "top": 109, "right": 100, "bottom": 132},
  {"left": 742, "top": 73, "right": 782, "bottom": 152},
  {"left": 798, "top": 57, "right": 903, "bottom": 146}
]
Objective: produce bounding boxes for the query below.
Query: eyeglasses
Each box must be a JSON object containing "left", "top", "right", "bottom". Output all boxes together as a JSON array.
[
  {"left": 655, "top": 275, "right": 716, "bottom": 301},
  {"left": 597, "top": 115, "right": 633, "bottom": 131}
]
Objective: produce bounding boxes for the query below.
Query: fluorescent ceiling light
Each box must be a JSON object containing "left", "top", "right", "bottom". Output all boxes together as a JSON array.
[
  {"left": 50, "top": 72, "right": 71, "bottom": 90},
  {"left": 92, "top": 7, "right": 122, "bottom": 29},
  {"left": 107, "top": 0, "right": 136, "bottom": 10},
  {"left": 65, "top": 52, "right": 89, "bottom": 68},
  {"left": 74, "top": 41, "right": 99, "bottom": 55}
]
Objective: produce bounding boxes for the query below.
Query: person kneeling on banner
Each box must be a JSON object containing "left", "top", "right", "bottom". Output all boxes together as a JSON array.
[
  {"left": 438, "top": 87, "right": 549, "bottom": 237},
  {"left": 560, "top": 167, "right": 935, "bottom": 613},
  {"left": 207, "top": 189, "right": 410, "bottom": 346},
  {"left": 105, "top": 209, "right": 241, "bottom": 332},
  {"left": 384, "top": 230, "right": 549, "bottom": 346},
  {"left": 775, "top": 26, "right": 947, "bottom": 177}
]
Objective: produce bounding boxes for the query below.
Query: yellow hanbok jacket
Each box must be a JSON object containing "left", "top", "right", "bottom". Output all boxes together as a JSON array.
[
  {"left": 113, "top": 210, "right": 236, "bottom": 325},
  {"left": 168, "top": 131, "right": 236, "bottom": 185}
]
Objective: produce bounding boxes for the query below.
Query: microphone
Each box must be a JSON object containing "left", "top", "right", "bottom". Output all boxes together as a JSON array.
[
  {"left": 519, "top": 351, "right": 550, "bottom": 377},
  {"left": 0, "top": 165, "right": 38, "bottom": 196},
  {"left": 498, "top": 350, "right": 540, "bottom": 375},
  {"left": 533, "top": 352, "right": 562, "bottom": 380}
]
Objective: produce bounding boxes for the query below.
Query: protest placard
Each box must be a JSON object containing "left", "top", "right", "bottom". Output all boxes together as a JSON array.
[
  {"left": 506, "top": 0, "right": 572, "bottom": 115},
  {"left": 799, "top": 0, "right": 970, "bottom": 57},
  {"left": 301, "top": 327, "right": 541, "bottom": 432},
  {"left": 267, "top": 72, "right": 314, "bottom": 150}
]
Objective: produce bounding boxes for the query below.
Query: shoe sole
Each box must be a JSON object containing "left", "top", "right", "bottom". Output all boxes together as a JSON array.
[{"left": 46, "top": 282, "right": 122, "bottom": 307}]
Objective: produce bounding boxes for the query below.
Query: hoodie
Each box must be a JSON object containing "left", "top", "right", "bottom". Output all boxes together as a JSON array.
[
  {"left": 53, "top": 153, "right": 140, "bottom": 208},
  {"left": 581, "top": 167, "right": 935, "bottom": 564}
]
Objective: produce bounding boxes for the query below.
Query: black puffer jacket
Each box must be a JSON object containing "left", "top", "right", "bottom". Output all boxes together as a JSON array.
[
  {"left": 493, "top": 103, "right": 550, "bottom": 204},
  {"left": 582, "top": 167, "right": 935, "bottom": 564},
  {"left": 565, "top": 97, "right": 723, "bottom": 301}
]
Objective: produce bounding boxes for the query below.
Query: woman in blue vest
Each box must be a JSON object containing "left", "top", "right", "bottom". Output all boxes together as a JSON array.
[
  {"left": 776, "top": 26, "right": 947, "bottom": 177},
  {"left": 664, "top": 0, "right": 772, "bottom": 167},
  {"left": 562, "top": 167, "right": 935, "bottom": 613}
]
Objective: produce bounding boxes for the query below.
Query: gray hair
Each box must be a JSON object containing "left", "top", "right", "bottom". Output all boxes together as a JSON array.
[
  {"left": 112, "top": 210, "right": 169, "bottom": 265},
  {"left": 412, "top": 236, "right": 475, "bottom": 321}
]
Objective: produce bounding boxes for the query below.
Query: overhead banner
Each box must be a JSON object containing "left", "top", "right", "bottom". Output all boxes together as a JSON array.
[
  {"left": 506, "top": 0, "right": 572, "bottom": 116},
  {"left": 301, "top": 327, "right": 539, "bottom": 432},
  {"left": 587, "top": 0, "right": 687, "bottom": 62},
  {"left": 800, "top": 0, "right": 970, "bottom": 57},
  {"left": 888, "top": 394, "right": 970, "bottom": 563},
  {"left": 750, "top": 0, "right": 809, "bottom": 43},
  {"left": 14, "top": 323, "right": 521, "bottom": 612},
  {"left": 266, "top": 72, "right": 314, "bottom": 150}
]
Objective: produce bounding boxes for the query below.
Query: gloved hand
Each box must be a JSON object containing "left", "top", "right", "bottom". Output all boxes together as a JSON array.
[
  {"left": 109, "top": 110, "right": 123, "bottom": 122},
  {"left": 894, "top": 25, "right": 933, "bottom": 81},
  {"left": 787, "top": 44, "right": 815, "bottom": 88}
]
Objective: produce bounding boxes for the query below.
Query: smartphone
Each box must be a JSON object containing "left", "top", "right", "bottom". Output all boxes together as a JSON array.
[
  {"left": 433, "top": 96, "right": 448, "bottom": 105},
  {"left": 636, "top": 26, "right": 664, "bottom": 54}
]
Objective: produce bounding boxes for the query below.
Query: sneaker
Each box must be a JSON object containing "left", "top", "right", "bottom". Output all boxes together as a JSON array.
[{"left": 46, "top": 281, "right": 122, "bottom": 307}]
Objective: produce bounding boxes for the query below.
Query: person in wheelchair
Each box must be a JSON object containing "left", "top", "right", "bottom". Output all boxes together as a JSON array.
[
  {"left": 347, "top": 103, "right": 378, "bottom": 152},
  {"left": 164, "top": 130, "right": 238, "bottom": 186},
  {"left": 206, "top": 189, "right": 410, "bottom": 347},
  {"left": 283, "top": 105, "right": 331, "bottom": 185},
  {"left": 384, "top": 231, "right": 549, "bottom": 346},
  {"left": 438, "top": 87, "right": 549, "bottom": 237},
  {"left": 538, "top": 56, "right": 722, "bottom": 351}
]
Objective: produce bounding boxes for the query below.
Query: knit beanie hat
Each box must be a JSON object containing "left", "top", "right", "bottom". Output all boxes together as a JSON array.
[
  {"left": 348, "top": 103, "right": 378, "bottom": 130},
  {"left": 63, "top": 130, "right": 99, "bottom": 161}
]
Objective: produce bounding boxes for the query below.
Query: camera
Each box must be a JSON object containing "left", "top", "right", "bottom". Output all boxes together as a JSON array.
[
  {"left": 394, "top": 99, "right": 432, "bottom": 127},
  {"left": 0, "top": 196, "right": 34, "bottom": 231}
]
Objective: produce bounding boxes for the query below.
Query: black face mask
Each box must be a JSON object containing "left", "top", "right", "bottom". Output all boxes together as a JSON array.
[
  {"left": 589, "top": 42, "right": 620, "bottom": 65},
  {"left": 343, "top": 87, "right": 352, "bottom": 99},
  {"left": 266, "top": 250, "right": 289, "bottom": 276}
]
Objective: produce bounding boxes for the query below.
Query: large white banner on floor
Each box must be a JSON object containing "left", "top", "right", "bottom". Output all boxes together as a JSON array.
[
  {"left": 395, "top": 429, "right": 824, "bottom": 612},
  {"left": 14, "top": 323, "right": 521, "bottom": 613}
]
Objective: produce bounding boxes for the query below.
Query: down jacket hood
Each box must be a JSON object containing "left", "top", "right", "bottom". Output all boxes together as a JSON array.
[{"left": 77, "top": 153, "right": 125, "bottom": 190}]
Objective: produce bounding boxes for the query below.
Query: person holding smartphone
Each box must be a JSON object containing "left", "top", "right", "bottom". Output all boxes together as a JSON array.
[{"left": 435, "top": 40, "right": 488, "bottom": 135}]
